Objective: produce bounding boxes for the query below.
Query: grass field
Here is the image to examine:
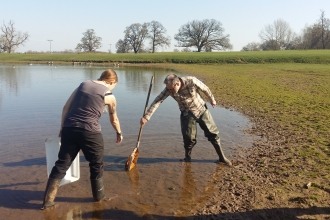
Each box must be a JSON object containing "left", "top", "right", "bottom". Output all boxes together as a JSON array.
[
  {"left": 167, "top": 63, "right": 330, "bottom": 158},
  {"left": 1, "top": 50, "right": 330, "bottom": 64}
]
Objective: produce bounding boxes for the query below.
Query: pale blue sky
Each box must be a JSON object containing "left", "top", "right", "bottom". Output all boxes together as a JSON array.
[{"left": 1, "top": 0, "right": 329, "bottom": 52}]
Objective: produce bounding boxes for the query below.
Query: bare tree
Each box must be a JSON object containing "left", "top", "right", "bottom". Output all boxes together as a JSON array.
[
  {"left": 181, "top": 47, "right": 191, "bottom": 52},
  {"left": 148, "top": 21, "right": 171, "bottom": 53},
  {"left": 259, "top": 39, "right": 279, "bottom": 51},
  {"left": 174, "top": 19, "right": 232, "bottom": 52},
  {"left": 241, "top": 42, "right": 261, "bottom": 51},
  {"left": 124, "top": 23, "right": 149, "bottom": 54},
  {"left": 259, "top": 19, "right": 296, "bottom": 50},
  {"left": 0, "top": 36, "right": 5, "bottom": 52},
  {"left": 299, "top": 10, "right": 330, "bottom": 50},
  {"left": 285, "top": 35, "right": 302, "bottom": 50},
  {"left": 0, "top": 20, "right": 29, "bottom": 53},
  {"left": 299, "top": 24, "right": 318, "bottom": 49},
  {"left": 75, "top": 29, "right": 102, "bottom": 52},
  {"left": 319, "top": 10, "right": 330, "bottom": 49},
  {"left": 115, "top": 39, "right": 131, "bottom": 53}
]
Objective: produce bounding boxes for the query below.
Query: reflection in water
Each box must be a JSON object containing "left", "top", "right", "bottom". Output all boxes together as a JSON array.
[
  {"left": 124, "top": 162, "right": 225, "bottom": 219},
  {"left": 67, "top": 206, "right": 83, "bottom": 220},
  {"left": 92, "top": 202, "right": 104, "bottom": 219},
  {"left": 126, "top": 167, "right": 153, "bottom": 218},
  {"left": 177, "top": 163, "right": 197, "bottom": 218},
  {"left": 1, "top": 66, "right": 31, "bottom": 92},
  {"left": 78, "top": 66, "right": 181, "bottom": 97},
  {"left": 82, "top": 67, "right": 96, "bottom": 80},
  {"left": 42, "top": 206, "right": 82, "bottom": 220},
  {"left": 120, "top": 67, "right": 182, "bottom": 96},
  {"left": 42, "top": 208, "right": 58, "bottom": 220},
  {"left": 175, "top": 163, "right": 227, "bottom": 218},
  {"left": 126, "top": 167, "right": 140, "bottom": 193},
  {"left": 0, "top": 65, "right": 31, "bottom": 110}
]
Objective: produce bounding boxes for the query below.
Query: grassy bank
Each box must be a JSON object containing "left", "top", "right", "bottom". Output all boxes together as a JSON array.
[
  {"left": 152, "top": 62, "right": 329, "bottom": 217},
  {"left": 150, "top": 63, "right": 330, "bottom": 165},
  {"left": 1, "top": 50, "right": 330, "bottom": 64}
]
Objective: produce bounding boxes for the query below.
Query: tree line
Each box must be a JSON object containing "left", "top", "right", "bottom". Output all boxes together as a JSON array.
[
  {"left": 0, "top": 18, "right": 232, "bottom": 54},
  {"left": 75, "top": 19, "right": 232, "bottom": 54},
  {"left": 115, "top": 19, "right": 232, "bottom": 53},
  {"left": 242, "top": 10, "right": 330, "bottom": 51},
  {"left": 1, "top": 10, "right": 329, "bottom": 53}
]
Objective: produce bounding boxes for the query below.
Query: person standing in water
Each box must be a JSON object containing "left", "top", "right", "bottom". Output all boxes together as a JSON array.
[
  {"left": 140, "top": 74, "right": 231, "bottom": 166},
  {"left": 41, "top": 69, "right": 123, "bottom": 210}
]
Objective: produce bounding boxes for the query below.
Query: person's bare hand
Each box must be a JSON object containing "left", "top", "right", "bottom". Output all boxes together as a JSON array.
[
  {"left": 116, "top": 134, "right": 123, "bottom": 144},
  {"left": 211, "top": 101, "right": 217, "bottom": 108}
]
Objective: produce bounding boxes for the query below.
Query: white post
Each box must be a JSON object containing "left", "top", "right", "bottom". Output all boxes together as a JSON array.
[{"left": 47, "top": 40, "right": 53, "bottom": 54}]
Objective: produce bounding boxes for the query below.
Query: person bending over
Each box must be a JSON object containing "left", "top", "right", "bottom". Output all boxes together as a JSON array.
[
  {"left": 140, "top": 74, "right": 231, "bottom": 166},
  {"left": 41, "top": 69, "right": 123, "bottom": 210}
]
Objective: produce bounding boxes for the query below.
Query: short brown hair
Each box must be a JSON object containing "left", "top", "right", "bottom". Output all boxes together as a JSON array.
[
  {"left": 99, "top": 69, "right": 118, "bottom": 83},
  {"left": 164, "top": 74, "right": 179, "bottom": 85}
]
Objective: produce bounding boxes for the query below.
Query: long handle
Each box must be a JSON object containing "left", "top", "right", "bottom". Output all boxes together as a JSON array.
[{"left": 136, "top": 76, "right": 154, "bottom": 146}]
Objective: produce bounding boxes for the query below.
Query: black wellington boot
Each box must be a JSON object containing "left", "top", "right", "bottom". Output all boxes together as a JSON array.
[
  {"left": 212, "top": 142, "right": 232, "bottom": 166},
  {"left": 184, "top": 149, "right": 192, "bottom": 162},
  {"left": 41, "top": 178, "right": 61, "bottom": 210},
  {"left": 91, "top": 178, "right": 110, "bottom": 202}
]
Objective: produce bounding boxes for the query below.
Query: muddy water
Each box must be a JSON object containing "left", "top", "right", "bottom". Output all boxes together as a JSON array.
[{"left": 0, "top": 64, "right": 254, "bottom": 219}]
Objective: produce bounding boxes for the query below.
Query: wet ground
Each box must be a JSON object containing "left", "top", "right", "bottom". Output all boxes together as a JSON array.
[{"left": 0, "top": 129, "right": 254, "bottom": 220}]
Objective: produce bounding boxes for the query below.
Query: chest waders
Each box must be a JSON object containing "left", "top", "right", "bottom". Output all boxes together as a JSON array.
[{"left": 180, "top": 108, "right": 232, "bottom": 166}]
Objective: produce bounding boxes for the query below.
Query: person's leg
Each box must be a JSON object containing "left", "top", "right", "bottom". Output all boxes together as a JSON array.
[
  {"left": 180, "top": 112, "right": 197, "bottom": 162},
  {"left": 79, "top": 131, "right": 107, "bottom": 201},
  {"left": 42, "top": 128, "right": 80, "bottom": 210},
  {"left": 49, "top": 129, "right": 81, "bottom": 179},
  {"left": 41, "top": 178, "right": 61, "bottom": 210},
  {"left": 198, "top": 109, "right": 232, "bottom": 166}
]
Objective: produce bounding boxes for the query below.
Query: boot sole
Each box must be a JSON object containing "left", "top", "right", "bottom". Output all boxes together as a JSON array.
[
  {"left": 214, "top": 160, "right": 232, "bottom": 166},
  {"left": 40, "top": 203, "right": 59, "bottom": 211}
]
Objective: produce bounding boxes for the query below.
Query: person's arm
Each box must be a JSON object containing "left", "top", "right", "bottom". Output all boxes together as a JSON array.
[
  {"left": 140, "top": 87, "right": 169, "bottom": 125},
  {"left": 59, "top": 88, "right": 78, "bottom": 137},
  {"left": 193, "top": 77, "right": 217, "bottom": 107},
  {"left": 104, "top": 94, "right": 123, "bottom": 144}
]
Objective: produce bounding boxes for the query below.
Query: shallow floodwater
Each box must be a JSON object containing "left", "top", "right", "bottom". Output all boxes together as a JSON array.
[{"left": 0, "top": 64, "right": 254, "bottom": 219}]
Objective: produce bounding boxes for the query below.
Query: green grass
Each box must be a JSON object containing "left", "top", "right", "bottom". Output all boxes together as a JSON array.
[
  {"left": 241, "top": 177, "right": 248, "bottom": 181},
  {"left": 167, "top": 63, "right": 330, "bottom": 147},
  {"left": 1, "top": 50, "right": 330, "bottom": 64}
]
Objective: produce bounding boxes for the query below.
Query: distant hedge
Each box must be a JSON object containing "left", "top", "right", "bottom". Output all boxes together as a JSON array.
[{"left": 1, "top": 50, "right": 330, "bottom": 64}]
